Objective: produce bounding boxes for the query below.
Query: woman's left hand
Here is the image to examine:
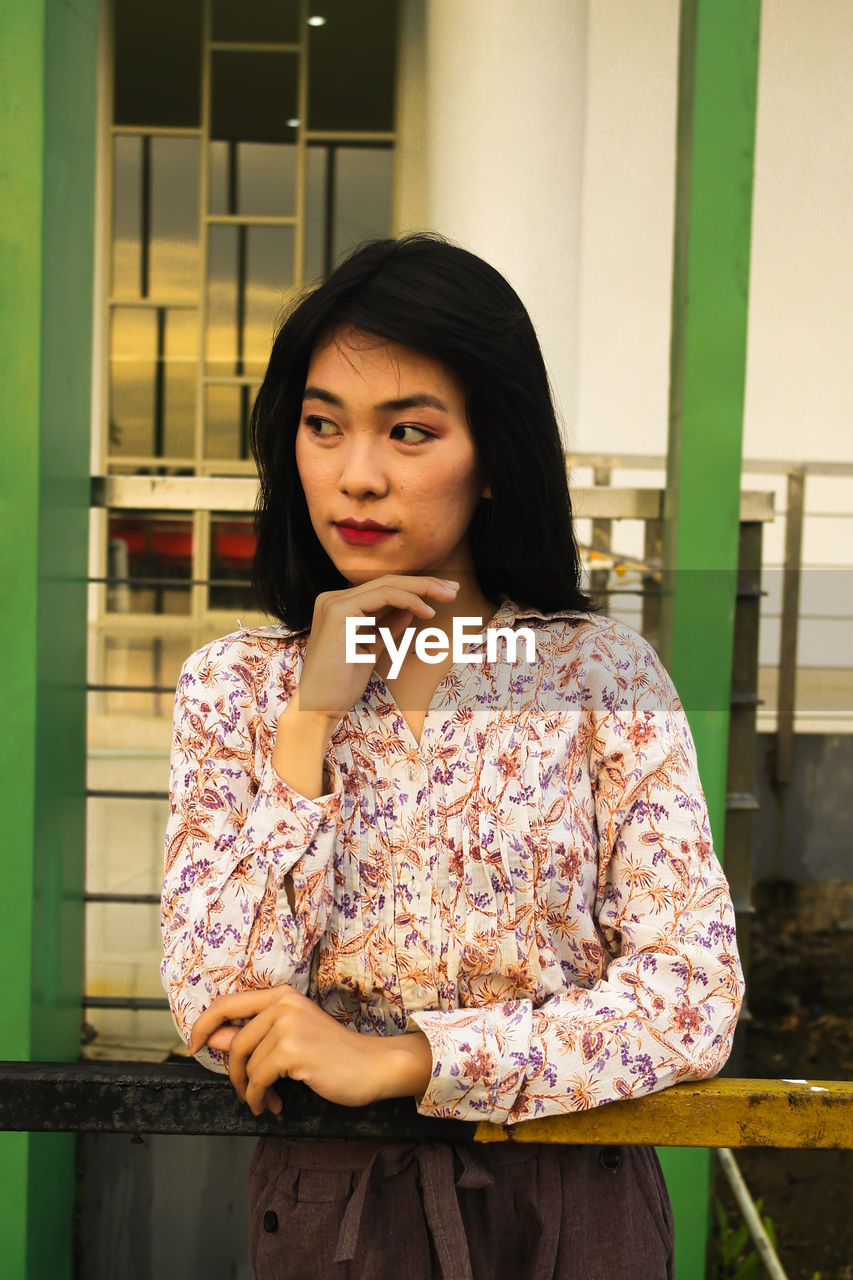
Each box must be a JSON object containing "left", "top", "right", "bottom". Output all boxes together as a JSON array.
[{"left": 187, "top": 986, "right": 432, "bottom": 1115}]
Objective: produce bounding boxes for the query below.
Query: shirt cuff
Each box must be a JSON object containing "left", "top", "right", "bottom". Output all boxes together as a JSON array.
[
  {"left": 192, "top": 1045, "right": 229, "bottom": 1075},
  {"left": 241, "top": 754, "right": 342, "bottom": 886},
  {"left": 408, "top": 1001, "right": 533, "bottom": 1123}
]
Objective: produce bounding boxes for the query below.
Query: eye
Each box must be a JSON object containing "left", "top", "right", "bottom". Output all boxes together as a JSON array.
[
  {"left": 391, "top": 424, "right": 432, "bottom": 444},
  {"left": 303, "top": 415, "right": 339, "bottom": 437}
]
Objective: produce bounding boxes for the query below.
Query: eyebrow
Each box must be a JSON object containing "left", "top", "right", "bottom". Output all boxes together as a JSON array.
[{"left": 303, "top": 386, "right": 450, "bottom": 414}]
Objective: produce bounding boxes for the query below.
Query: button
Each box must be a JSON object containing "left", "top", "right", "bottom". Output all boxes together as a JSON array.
[
  {"left": 407, "top": 765, "right": 417, "bottom": 781},
  {"left": 263, "top": 1210, "right": 278, "bottom": 1233},
  {"left": 599, "top": 1147, "right": 622, "bottom": 1172}
]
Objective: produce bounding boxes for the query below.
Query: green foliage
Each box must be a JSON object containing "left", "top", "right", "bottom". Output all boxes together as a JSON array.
[{"left": 710, "top": 1195, "right": 779, "bottom": 1280}]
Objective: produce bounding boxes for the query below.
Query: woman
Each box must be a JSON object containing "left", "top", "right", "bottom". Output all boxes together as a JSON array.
[{"left": 161, "top": 234, "right": 744, "bottom": 1279}]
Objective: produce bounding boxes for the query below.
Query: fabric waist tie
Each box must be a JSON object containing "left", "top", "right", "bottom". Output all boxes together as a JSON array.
[{"left": 333, "top": 1141, "right": 496, "bottom": 1280}]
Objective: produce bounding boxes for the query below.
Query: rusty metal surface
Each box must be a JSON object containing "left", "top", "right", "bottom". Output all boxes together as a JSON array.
[
  {"left": 1, "top": 1063, "right": 851, "bottom": 1148},
  {"left": 0, "top": 1061, "right": 472, "bottom": 1140},
  {"left": 476, "top": 1078, "right": 853, "bottom": 1150}
]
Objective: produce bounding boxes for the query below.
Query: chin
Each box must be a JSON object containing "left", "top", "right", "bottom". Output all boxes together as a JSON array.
[{"left": 336, "top": 565, "right": 396, "bottom": 585}]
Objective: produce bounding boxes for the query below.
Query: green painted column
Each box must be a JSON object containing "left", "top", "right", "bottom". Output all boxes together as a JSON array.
[
  {"left": 657, "top": 1, "right": 761, "bottom": 1277},
  {"left": 0, "top": 0, "right": 97, "bottom": 1274}
]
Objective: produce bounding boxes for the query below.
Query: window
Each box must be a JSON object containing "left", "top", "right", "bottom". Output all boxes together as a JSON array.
[{"left": 86, "top": 0, "right": 399, "bottom": 1060}]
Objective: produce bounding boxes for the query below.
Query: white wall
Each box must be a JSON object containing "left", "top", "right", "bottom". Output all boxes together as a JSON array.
[
  {"left": 744, "top": 0, "right": 853, "bottom": 468},
  {"left": 419, "top": 0, "right": 589, "bottom": 442},
  {"left": 574, "top": 0, "right": 853, "bottom": 472},
  {"left": 574, "top": 0, "right": 680, "bottom": 458}
]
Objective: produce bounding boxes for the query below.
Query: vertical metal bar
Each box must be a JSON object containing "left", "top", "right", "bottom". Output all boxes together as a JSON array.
[
  {"left": 716, "top": 1149, "right": 790, "bottom": 1280},
  {"left": 236, "top": 225, "right": 247, "bottom": 378},
  {"left": 324, "top": 143, "right": 337, "bottom": 277},
  {"left": 153, "top": 305, "right": 166, "bottom": 456},
  {"left": 0, "top": 0, "right": 98, "bottom": 1274},
  {"left": 663, "top": 0, "right": 762, "bottom": 854},
  {"left": 152, "top": 633, "right": 165, "bottom": 718},
  {"left": 194, "top": 0, "right": 212, "bottom": 630},
  {"left": 140, "top": 133, "right": 151, "bottom": 298},
  {"left": 227, "top": 137, "right": 238, "bottom": 215},
  {"left": 233, "top": 125, "right": 246, "bottom": 458},
  {"left": 722, "top": 519, "right": 763, "bottom": 1074},
  {"left": 294, "top": 0, "right": 308, "bottom": 285},
  {"left": 93, "top": 0, "right": 114, "bottom": 715},
  {"left": 657, "top": 2, "right": 762, "bottom": 1275},
  {"left": 196, "top": 0, "right": 212, "bottom": 481},
  {"left": 195, "top": 507, "right": 212, "bottom": 645},
  {"left": 641, "top": 516, "right": 663, "bottom": 651},
  {"left": 775, "top": 469, "right": 804, "bottom": 785},
  {"left": 589, "top": 465, "right": 612, "bottom": 614},
  {"left": 0, "top": 9, "right": 47, "bottom": 1269},
  {"left": 240, "top": 382, "right": 250, "bottom": 459}
]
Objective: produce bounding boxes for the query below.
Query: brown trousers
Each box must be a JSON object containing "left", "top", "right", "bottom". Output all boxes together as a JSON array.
[{"left": 248, "top": 1136, "right": 675, "bottom": 1279}]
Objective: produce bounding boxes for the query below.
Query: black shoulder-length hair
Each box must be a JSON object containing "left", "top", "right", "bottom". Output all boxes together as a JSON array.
[{"left": 249, "top": 232, "right": 596, "bottom": 630}]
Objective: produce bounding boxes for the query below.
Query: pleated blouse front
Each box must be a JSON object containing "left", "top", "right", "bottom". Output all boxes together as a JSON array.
[{"left": 161, "top": 599, "right": 744, "bottom": 1123}]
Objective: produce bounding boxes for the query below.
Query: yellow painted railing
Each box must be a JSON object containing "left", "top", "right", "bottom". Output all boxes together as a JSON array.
[{"left": 475, "top": 1079, "right": 853, "bottom": 1150}]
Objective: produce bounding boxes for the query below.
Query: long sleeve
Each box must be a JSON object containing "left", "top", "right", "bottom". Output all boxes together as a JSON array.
[
  {"left": 410, "top": 629, "right": 745, "bottom": 1122},
  {"left": 160, "top": 633, "right": 342, "bottom": 1071}
]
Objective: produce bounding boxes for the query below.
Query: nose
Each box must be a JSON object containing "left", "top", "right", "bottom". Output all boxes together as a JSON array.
[{"left": 336, "top": 434, "right": 389, "bottom": 498}]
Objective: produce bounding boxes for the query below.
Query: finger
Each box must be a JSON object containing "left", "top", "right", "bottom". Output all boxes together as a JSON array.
[
  {"left": 326, "top": 574, "right": 459, "bottom": 605},
  {"left": 263, "top": 1085, "right": 283, "bottom": 1116},
  {"left": 227, "top": 1004, "right": 284, "bottom": 1101},
  {"left": 206, "top": 1024, "right": 240, "bottom": 1052},
  {"left": 365, "top": 574, "right": 460, "bottom": 595},
  {"left": 223, "top": 1072, "right": 279, "bottom": 1117},
  {"left": 228, "top": 1020, "right": 270, "bottom": 1101},
  {"left": 242, "top": 1001, "right": 301, "bottom": 1112},
  {"left": 187, "top": 990, "right": 277, "bottom": 1054},
  {"left": 347, "top": 586, "right": 440, "bottom": 620},
  {"left": 346, "top": 579, "right": 460, "bottom": 618},
  {"left": 188, "top": 997, "right": 255, "bottom": 1054},
  {"left": 244, "top": 1028, "right": 285, "bottom": 1109},
  {"left": 366, "top": 589, "right": 448, "bottom": 623},
  {"left": 245, "top": 1043, "right": 291, "bottom": 1116}
]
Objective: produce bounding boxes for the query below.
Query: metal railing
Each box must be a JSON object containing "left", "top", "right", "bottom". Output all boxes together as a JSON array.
[
  {"left": 1, "top": 1062, "right": 851, "bottom": 1149},
  {"left": 61, "top": 463, "right": 853, "bottom": 1274},
  {"left": 5, "top": 1060, "right": 846, "bottom": 1277},
  {"left": 84, "top": 472, "right": 776, "bottom": 1035},
  {"left": 569, "top": 452, "right": 853, "bottom": 762}
]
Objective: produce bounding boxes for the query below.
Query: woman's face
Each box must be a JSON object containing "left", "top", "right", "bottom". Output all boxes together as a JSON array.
[{"left": 294, "top": 326, "right": 491, "bottom": 586}]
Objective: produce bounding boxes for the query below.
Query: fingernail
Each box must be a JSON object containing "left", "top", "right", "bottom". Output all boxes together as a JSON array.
[{"left": 441, "top": 579, "right": 459, "bottom": 588}]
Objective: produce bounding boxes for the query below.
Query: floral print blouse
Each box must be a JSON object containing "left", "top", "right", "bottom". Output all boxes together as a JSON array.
[{"left": 161, "top": 598, "right": 744, "bottom": 1123}]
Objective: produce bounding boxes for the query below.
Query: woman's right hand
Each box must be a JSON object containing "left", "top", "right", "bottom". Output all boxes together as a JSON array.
[{"left": 294, "top": 574, "right": 460, "bottom": 723}]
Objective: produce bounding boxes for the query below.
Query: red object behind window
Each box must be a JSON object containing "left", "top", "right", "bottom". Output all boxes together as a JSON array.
[{"left": 214, "top": 522, "right": 256, "bottom": 571}]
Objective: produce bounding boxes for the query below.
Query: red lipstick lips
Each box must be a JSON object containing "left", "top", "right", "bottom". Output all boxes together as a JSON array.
[
  {"left": 334, "top": 518, "right": 397, "bottom": 547},
  {"left": 337, "top": 518, "right": 394, "bottom": 530}
]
